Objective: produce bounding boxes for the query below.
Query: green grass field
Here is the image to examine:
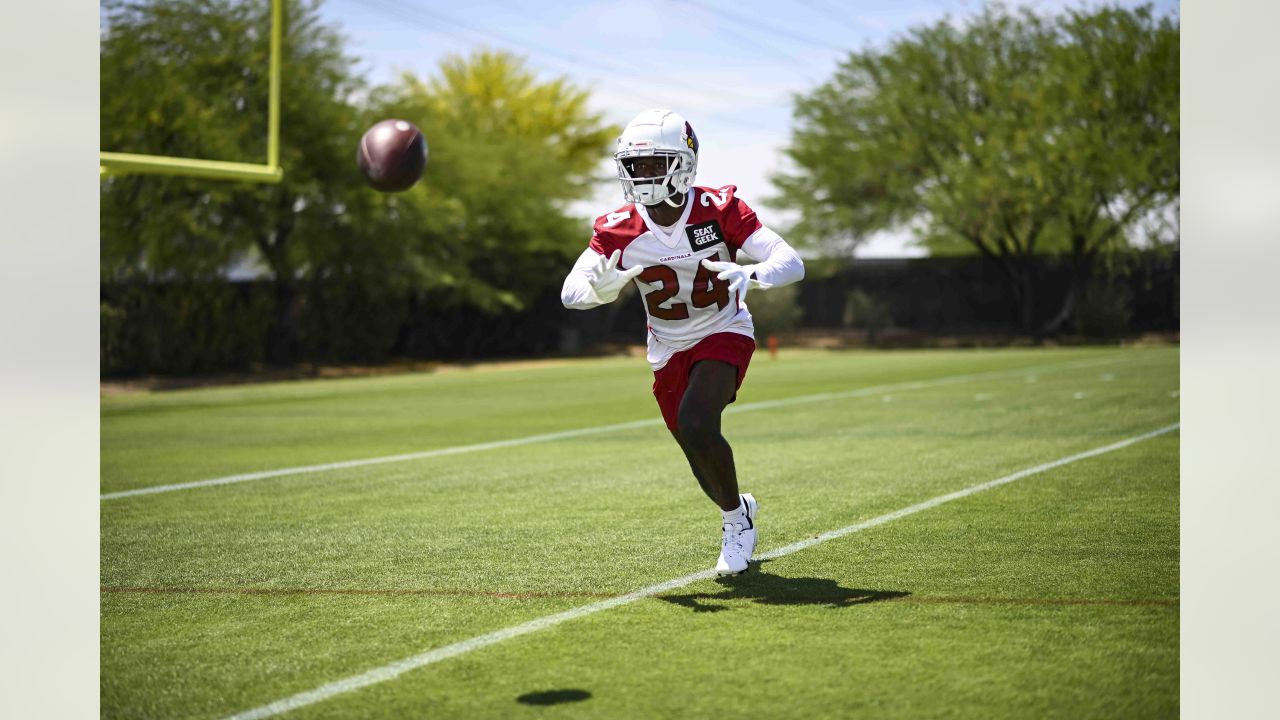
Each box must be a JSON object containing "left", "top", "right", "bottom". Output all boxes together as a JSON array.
[{"left": 101, "top": 346, "right": 1180, "bottom": 719}]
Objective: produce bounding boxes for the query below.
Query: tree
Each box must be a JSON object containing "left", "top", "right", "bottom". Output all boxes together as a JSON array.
[
  {"left": 102, "top": 10, "right": 617, "bottom": 370},
  {"left": 1039, "top": 5, "right": 1179, "bottom": 332},
  {"left": 365, "top": 50, "right": 618, "bottom": 313},
  {"left": 772, "top": 3, "right": 1178, "bottom": 334},
  {"left": 101, "top": 0, "right": 370, "bottom": 364}
]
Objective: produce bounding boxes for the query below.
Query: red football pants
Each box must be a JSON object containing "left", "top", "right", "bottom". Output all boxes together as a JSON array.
[{"left": 652, "top": 332, "right": 756, "bottom": 433}]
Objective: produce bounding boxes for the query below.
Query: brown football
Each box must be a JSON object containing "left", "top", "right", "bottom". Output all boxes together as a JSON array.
[{"left": 357, "top": 119, "right": 427, "bottom": 192}]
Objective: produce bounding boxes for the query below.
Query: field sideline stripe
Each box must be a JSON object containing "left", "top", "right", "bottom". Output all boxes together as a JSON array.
[
  {"left": 223, "top": 421, "right": 1179, "bottom": 720},
  {"left": 102, "top": 355, "right": 1132, "bottom": 501}
]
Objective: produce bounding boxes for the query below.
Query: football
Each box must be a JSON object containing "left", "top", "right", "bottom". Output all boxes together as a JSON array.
[{"left": 356, "top": 119, "right": 427, "bottom": 192}]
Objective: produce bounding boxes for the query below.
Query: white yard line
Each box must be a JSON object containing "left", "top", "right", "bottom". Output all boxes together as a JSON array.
[
  {"left": 102, "top": 355, "right": 1132, "bottom": 501},
  {"left": 223, "top": 421, "right": 1180, "bottom": 720}
]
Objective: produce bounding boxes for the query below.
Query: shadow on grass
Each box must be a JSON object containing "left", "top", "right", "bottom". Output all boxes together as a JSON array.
[
  {"left": 516, "top": 688, "right": 592, "bottom": 706},
  {"left": 657, "top": 561, "right": 910, "bottom": 613}
]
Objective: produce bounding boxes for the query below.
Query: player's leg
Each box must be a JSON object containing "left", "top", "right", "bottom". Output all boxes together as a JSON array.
[
  {"left": 675, "top": 359, "right": 742, "bottom": 511},
  {"left": 670, "top": 429, "right": 718, "bottom": 504},
  {"left": 651, "top": 335, "right": 758, "bottom": 575},
  {"left": 676, "top": 358, "right": 759, "bottom": 575}
]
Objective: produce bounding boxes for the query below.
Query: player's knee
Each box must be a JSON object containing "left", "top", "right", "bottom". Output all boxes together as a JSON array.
[{"left": 676, "top": 407, "right": 719, "bottom": 445}]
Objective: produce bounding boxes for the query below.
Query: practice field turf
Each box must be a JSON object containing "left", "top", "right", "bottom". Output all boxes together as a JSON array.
[{"left": 101, "top": 346, "right": 1179, "bottom": 719}]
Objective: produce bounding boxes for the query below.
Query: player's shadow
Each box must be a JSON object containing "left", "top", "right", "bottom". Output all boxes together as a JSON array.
[
  {"left": 658, "top": 561, "right": 910, "bottom": 613},
  {"left": 516, "top": 689, "right": 592, "bottom": 706}
]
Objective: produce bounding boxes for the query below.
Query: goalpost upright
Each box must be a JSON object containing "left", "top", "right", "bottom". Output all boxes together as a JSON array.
[{"left": 99, "top": 0, "right": 284, "bottom": 184}]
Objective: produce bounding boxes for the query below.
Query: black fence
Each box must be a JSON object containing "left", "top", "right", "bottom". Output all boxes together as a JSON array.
[
  {"left": 796, "top": 252, "right": 1179, "bottom": 335},
  {"left": 101, "top": 251, "right": 1178, "bottom": 377}
]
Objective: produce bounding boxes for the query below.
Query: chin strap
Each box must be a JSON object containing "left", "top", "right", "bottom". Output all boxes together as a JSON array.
[{"left": 661, "top": 188, "right": 687, "bottom": 208}]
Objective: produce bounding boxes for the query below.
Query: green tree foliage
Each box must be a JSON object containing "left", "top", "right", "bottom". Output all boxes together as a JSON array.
[
  {"left": 366, "top": 51, "right": 618, "bottom": 312},
  {"left": 101, "top": 0, "right": 367, "bottom": 362},
  {"left": 773, "top": 3, "right": 1177, "bottom": 333},
  {"left": 101, "top": 2, "right": 616, "bottom": 370}
]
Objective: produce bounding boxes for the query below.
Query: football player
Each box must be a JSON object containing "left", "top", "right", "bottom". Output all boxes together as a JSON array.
[{"left": 561, "top": 109, "right": 805, "bottom": 575}]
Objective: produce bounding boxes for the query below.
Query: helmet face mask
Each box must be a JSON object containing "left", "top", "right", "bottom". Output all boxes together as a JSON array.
[
  {"left": 614, "top": 110, "right": 698, "bottom": 207},
  {"left": 617, "top": 151, "right": 686, "bottom": 205}
]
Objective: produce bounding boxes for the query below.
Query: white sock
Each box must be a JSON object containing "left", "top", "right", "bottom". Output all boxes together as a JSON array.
[{"left": 721, "top": 496, "right": 747, "bottom": 526}]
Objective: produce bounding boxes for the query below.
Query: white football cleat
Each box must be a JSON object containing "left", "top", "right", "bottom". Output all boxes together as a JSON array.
[{"left": 715, "top": 493, "right": 758, "bottom": 576}]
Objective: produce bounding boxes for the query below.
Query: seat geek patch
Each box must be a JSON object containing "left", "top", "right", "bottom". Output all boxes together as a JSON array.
[{"left": 686, "top": 220, "right": 725, "bottom": 250}]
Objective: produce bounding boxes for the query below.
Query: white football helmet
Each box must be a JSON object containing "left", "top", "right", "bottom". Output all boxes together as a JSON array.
[{"left": 614, "top": 109, "right": 699, "bottom": 207}]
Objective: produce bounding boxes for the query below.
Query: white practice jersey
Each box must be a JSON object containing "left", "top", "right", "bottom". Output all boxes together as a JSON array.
[{"left": 562, "top": 185, "right": 805, "bottom": 370}]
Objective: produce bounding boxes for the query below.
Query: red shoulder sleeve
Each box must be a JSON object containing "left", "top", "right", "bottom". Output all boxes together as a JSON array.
[
  {"left": 588, "top": 206, "right": 645, "bottom": 258},
  {"left": 694, "top": 185, "right": 763, "bottom": 249}
]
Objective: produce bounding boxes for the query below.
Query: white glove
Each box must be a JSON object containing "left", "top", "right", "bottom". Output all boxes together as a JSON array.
[
  {"left": 588, "top": 249, "right": 643, "bottom": 303},
  {"left": 700, "top": 258, "right": 771, "bottom": 297}
]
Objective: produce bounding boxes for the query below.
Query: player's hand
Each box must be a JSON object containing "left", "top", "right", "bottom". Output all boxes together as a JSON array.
[
  {"left": 588, "top": 249, "right": 643, "bottom": 303},
  {"left": 701, "top": 258, "right": 769, "bottom": 297}
]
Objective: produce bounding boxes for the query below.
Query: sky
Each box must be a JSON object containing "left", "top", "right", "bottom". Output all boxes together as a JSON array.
[{"left": 319, "top": 0, "right": 1179, "bottom": 257}]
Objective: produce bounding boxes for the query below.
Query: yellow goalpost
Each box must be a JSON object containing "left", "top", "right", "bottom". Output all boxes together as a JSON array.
[{"left": 99, "top": 0, "right": 284, "bottom": 184}]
